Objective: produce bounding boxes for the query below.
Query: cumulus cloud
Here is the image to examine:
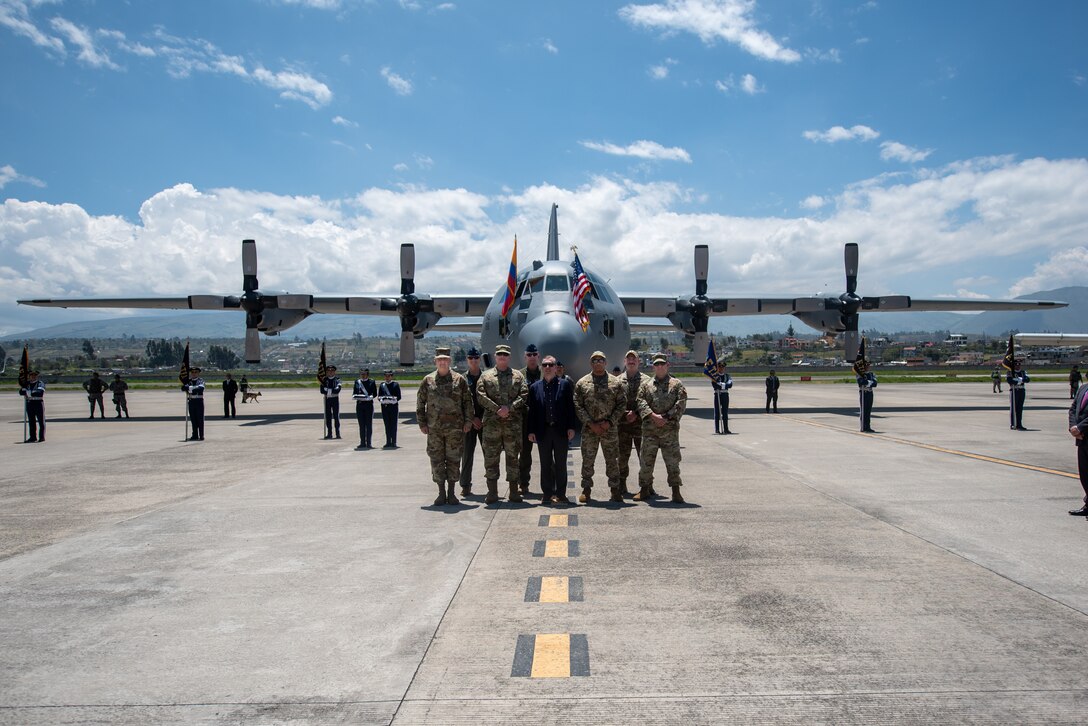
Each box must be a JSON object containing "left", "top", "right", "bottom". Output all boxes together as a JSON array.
[
  {"left": 381, "top": 66, "right": 413, "bottom": 95},
  {"left": 0, "top": 164, "right": 45, "bottom": 189},
  {"left": 802, "top": 125, "right": 879, "bottom": 143},
  {"left": 800, "top": 195, "right": 826, "bottom": 210},
  {"left": 542, "top": 38, "right": 558, "bottom": 54},
  {"left": 740, "top": 72, "right": 762, "bottom": 94},
  {"left": 1010, "top": 247, "right": 1088, "bottom": 297},
  {"left": 580, "top": 139, "right": 692, "bottom": 163},
  {"left": 880, "top": 140, "right": 933, "bottom": 163},
  {"left": 619, "top": 0, "right": 801, "bottom": 63},
  {"left": 332, "top": 115, "right": 358, "bottom": 128}
]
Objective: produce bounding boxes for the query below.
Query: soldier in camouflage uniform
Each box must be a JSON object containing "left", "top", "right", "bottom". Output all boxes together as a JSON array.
[
  {"left": 477, "top": 344, "right": 529, "bottom": 504},
  {"left": 636, "top": 353, "right": 688, "bottom": 503},
  {"left": 617, "top": 350, "right": 650, "bottom": 497},
  {"left": 574, "top": 350, "right": 627, "bottom": 503},
  {"left": 416, "top": 347, "right": 474, "bottom": 507}
]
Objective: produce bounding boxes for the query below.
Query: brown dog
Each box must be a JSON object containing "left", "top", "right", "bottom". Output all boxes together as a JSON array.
[{"left": 242, "top": 390, "right": 262, "bottom": 404}]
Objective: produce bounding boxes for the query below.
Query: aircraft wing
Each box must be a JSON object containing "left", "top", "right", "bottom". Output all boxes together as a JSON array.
[
  {"left": 620, "top": 295, "right": 827, "bottom": 317},
  {"left": 19, "top": 296, "right": 242, "bottom": 310},
  {"left": 880, "top": 298, "right": 1067, "bottom": 312}
]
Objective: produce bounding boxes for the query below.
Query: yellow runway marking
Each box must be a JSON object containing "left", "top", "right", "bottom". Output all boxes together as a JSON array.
[
  {"left": 548, "top": 514, "right": 569, "bottom": 527},
  {"left": 530, "top": 634, "right": 571, "bottom": 678},
  {"left": 783, "top": 416, "right": 1078, "bottom": 479},
  {"left": 544, "top": 540, "right": 568, "bottom": 558},
  {"left": 538, "top": 576, "right": 569, "bottom": 603}
]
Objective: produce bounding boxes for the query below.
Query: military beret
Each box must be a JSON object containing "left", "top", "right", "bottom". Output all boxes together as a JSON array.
[
  {"left": 467, "top": 347, "right": 481, "bottom": 358},
  {"left": 525, "top": 343, "right": 539, "bottom": 353},
  {"left": 590, "top": 350, "right": 606, "bottom": 361},
  {"left": 625, "top": 350, "right": 639, "bottom": 359},
  {"left": 495, "top": 344, "right": 512, "bottom": 355},
  {"left": 652, "top": 354, "right": 668, "bottom": 365},
  {"left": 434, "top": 347, "right": 451, "bottom": 359}
]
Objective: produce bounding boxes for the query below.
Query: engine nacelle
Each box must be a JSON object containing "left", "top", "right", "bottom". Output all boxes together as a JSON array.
[
  {"left": 792, "top": 310, "right": 846, "bottom": 335},
  {"left": 254, "top": 309, "right": 311, "bottom": 334}
]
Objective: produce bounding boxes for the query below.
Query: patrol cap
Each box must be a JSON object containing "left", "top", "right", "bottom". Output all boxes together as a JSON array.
[
  {"left": 525, "top": 343, "right": 539, "bottom": 353},
  {"left": 326, "top": 365, "right": 337, "bottom": 372},
  {"left": 434, "top": 347, "right": 451, "bottom": 359},
  {"left": 590, "top": 350, "right": 606, "bottom": 361},
  {"left": 466, "top": 347, "right": 481, "bottom": 358},
  {"left": 384, "top": 369, "right": 394, "bottom": 375},
  {"left": 625, "top": 350, "right": 639, "bottom": 359},
  {"left": 652, "top": 354, "right": 668, "bottom": 365},
  {"left": 495, "top": 344, "right": 512, "bottom": 355}
]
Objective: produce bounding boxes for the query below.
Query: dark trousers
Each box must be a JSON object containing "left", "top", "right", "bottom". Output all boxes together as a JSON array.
[
  {"left": 1009, "top": 389, "right": 1026, "bottom": 428},
  {"left": 766, "top": 391, "right": 778, "bottom": 412},
  {"left": 1072, "top": 384, "right": 1080, "bottom": 400},
  {"left": 1077, "top": 441, "right": 1088, "bottom": 503},
  {"left": 26, "top": 400, "right": 45, "bottom": 441},
  {"left": 189, "top": 398, "right": 205, "bottom": 439},
  {"left": 324, "top": 397, "right": 340, "bottom": 436},
  {"left": 714, "top": 392, "right": 730, "bottom": 432},
  {"left": 356, "top": 402, "right": 374, "bottom": 446},
  {"left": 859, "top": 389, "right": 873, "bottom": 431},
  {"left": 460, "top": 426, "right": 481, "bottom": 487},
  {"left": 537, "top": 425, "right": 570, "bottom": 499},
  {"left": 88, "top": 394, "right": 105, "bottom": 417},
  {"left": 381, "top": 404, "right": 398, "bottom": 445},
  {"left": 114, "top": 395, "right": 128, "bottom": 416},
  {"left": 519, "top": 422, "right": 534, "bottom": 488},
  {"left": 224, "top": 395, "right": 236, "bottom": 418}
]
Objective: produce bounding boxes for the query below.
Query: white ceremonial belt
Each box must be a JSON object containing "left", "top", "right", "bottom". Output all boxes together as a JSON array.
[{"left": 353, "top": 395, "right": 373, "bottom": 401}]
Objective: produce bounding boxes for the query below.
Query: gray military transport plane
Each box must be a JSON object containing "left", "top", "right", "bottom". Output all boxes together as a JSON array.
[{"left": 19, "top": 204, "right": 1067, "bottom": 379}]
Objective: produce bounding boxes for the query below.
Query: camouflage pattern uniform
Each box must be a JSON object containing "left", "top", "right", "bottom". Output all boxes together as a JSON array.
[
  {"left": 636, "top": 374, "right": 688, "bottom": 491},
  {"left": 477, "top": 367, "right": 528, "bottom": 500},
  {"left": 416, "top": 369, "right": 474, "bottom": 503},
  {"left": 574, "top": 372, "right": 626, "bottom": 496},
  {"left": 618, "top": 369, "right": 651, "bottom": 493}
]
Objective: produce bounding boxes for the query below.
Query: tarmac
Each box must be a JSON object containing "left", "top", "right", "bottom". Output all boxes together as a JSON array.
[{"left": 2, "top": 378, "right": 1087, "bottom": 724}]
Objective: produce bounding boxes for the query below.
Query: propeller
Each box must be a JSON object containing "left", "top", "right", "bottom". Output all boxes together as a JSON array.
[
  {"left": 690, "top": 244, "right": 711, "bottom": 358},
  {"left": 833, "top": 243, "right": 911, "bottom": 361},
  {"left": 380, "top": 243, "right": 433, "bottom": 366}
]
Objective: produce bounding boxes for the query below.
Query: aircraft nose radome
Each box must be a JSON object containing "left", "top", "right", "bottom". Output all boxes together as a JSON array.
[{"left": 518, "top": 313, "right": 583, "bottom": 367}]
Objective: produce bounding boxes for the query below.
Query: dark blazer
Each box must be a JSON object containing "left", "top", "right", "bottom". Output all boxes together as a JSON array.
[
  {"left": 527, "top": 377, "right": 577, "bottom": 439},
  {"left": 1069, "top": 383, "right": 1088, "bottom": 446}
]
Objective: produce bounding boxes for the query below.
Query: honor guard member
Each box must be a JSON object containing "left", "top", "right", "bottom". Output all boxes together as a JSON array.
[
  {"left": 527, "top": 354, "right": 577, "bottom": 504},
  {"left": 109, "top": 373, "right": 129, "bottom": 418},
  {"left": 574, "top": 350, "right": 626, "bottom": 503},
  {"left": 183, "top": 367, "right": 206, "bottom": 441},
  {"left": 1067, "top": 381, "right": 1088, "bottom": 516},
  {"left": 321, "top": 365, "right": 343, "bottom": 439},
  {"left": 991, "top": 367, "right": 1002, "bottom": 393},
  {"left": 352, "top": 368, "right": 378, "bottom": 448},
  {"left": 518, "top": 343, "right": 543, "bottom": 495},
  {"left": 1070, "top": 365, "right": 1082, "bottom": 400},
  {"left": 20, "top": 370, "right": 46, "bottom": 443},
  {"left": 636, "top": 354, "right": 688, "bottom": 503},
  {"left": 83, "top": 371, "right": 108, "bottom": 419},
  {"left": 1007, "top": 359, "right": 1030, "bottom": 431},
  {"left": 222, "top": 373, "right": 239, "bottom": 418},
  {"left": 379, "top": 370, "right": 402, "bottom": 447},
  {"left": 617, "top": 350, "right": 651, "bottom": 497},
  {"left": 417, "top": 347, "right": 474, "bottom": 506},
  {"left": 765, "top": 370, "right": 780, "bottom": 413},
  {"left": 240, "top": 375, "right": 250, "bottom": 401},
  {"left": 855, "top": 360, "right": 877, "bottom": 433},
  {"left": 709, "top": 361, "right": 733, "bottom": 434},
  {"left": 459, "top": 347, "right": 485, "bottom": 496},
  {"left": 477, "top": 344, "right": 528, "bottom": 504}
]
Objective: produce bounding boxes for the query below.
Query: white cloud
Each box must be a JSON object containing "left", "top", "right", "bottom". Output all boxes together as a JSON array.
[
  {"left": 580, "top": 139, "right": 692, "bottom": 163},
  {"left": 275, "top": 0, "right": 342, "bottom": 8},
  {"left": 393, "top": 162, "right": 410, "bottom": 172},
  {"left": 740, "top": 72, "right": 762, "bottom": 94},
  {"left": 49, "top": 16, "right": 118, "bottom": 69},
  {"left": 252, "top": 66, "right": 333, "bottom": 108},
  {"left": 619, "top": 0, "right": 801, "bottom": 63},
  {"left": 414, "top": 154, "right": 434, "bottom": 169},
  {"left": 543, "top": 38, "right": 558, "bottom": 54},
  {"left": 880, "top": 140, "right": 933, "bottom": 163},
  {"left": 803, "top": 125, "right": 879, "bottom": 143},
  {"left": 381, "top": 66, "right": 413, "bottom": 95},
  {"left": 714, "top": 75, "right": 733, "bottom": 93},
  {"left": 800, "top": 195, "right": 826, "bottom": 210},
  {"left": 0, "top": 164, "right": 46, "bottom": 190},
  {"left": 649, "top": 57, "right": 677, "bottom": 79},
  {"left": 1010, "top": 247, "right": 1088, "bottom": 297},
  {"left": 0, "top": 0, "right": 63, "bottom": 53},
  {"left": 332, "top": 115, "right": 358, "bottom": 128}
]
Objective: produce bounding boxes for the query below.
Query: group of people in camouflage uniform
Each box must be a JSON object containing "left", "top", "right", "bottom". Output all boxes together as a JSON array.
[{"left": 416, "top": 344, "right": 689, "bottom": 507}]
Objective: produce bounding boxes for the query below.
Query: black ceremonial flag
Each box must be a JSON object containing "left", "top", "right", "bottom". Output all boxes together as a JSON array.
[
  {"left": 179, "top": 341, "right": 191, "bottom": 385},
  {"left": 1001, "top": 333, "right": 1015, "bottom": 371},
  {"left": 18, "top": 345, "right": 29, "bottom": 389},
  {"left": 317, "top": 341, "right": 327, "bottom": 384},
  {"left": 852, "top": 337, "right": 869, "bottom": 377}
]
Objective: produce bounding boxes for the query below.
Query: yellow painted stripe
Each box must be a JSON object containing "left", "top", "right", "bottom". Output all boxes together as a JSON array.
[
  {"left": 530, "top": 633, "right": 571, "bottom": 678},
  {"left": 544, "top": 540, "right": 569, "bottom": 558},
  {"left": 539, "top": 576, "right": 569, "bottom": 603},
  {"left": 547, "top": 514, "right": 569, "bottom": 527},
  {"left": 784, "top": 416, "right": 1078, "bottom": 479}
]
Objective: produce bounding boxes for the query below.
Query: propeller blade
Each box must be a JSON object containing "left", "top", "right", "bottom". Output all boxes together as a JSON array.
[
  {"left": 694, "top": 244, "right": 709, "bottom": 297},
  {"left": 399, "top": 331, "right": 416, "bottom": 366},
  {"left": 188, "top": 295, "right": 231, "bottom": 310},
  {"left": 276, "top": 294, "right": 314, "bottom": 309},
  {"left": 400, "top": 244, "right": 415, "bottom": 296},
  {"left": 693, "top": 331, "right": 710, "bottom": 361},
  {"left": 863, "top": 295, "right": 911, "bottom": 310},
  {"left": 844, "top": 329, "right": 860, "bottom": 363},
  {"left": 242, "top": 239, "right": 258, "bottom": 292},
  {"left": 844, "top": 243, "right": 859, "bottom": 295},
  {"left": 245, "top": 327, "right": 260, "bottom": 363}
]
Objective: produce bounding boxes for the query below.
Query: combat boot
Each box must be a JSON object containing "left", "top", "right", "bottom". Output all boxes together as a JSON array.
[
  {"left": 633, "top": 486, "right": 652, "bottom": 501},
  {"left": 609, "top": 488, "right": 623, "bottom": 503},
  {"left": 461, "top": 483, "right": 472, "bottom": 497},
  {"left": 485, "top": 481, "right": 499, "bottom": 504},
  {"left": 433, "top": 484, "right": 447, "bottom": 506},
  {"left": 445, "top": 481, "right": 459, "bottom": 506},
  {"left": 671, "top": 485, "right": 685, "bottom": 504},
  {"left": 508, "top": 484, "right": 524, "bottom": 503},
  {"left": 578, "top": 488, "right": 592, "bottom": 504}
]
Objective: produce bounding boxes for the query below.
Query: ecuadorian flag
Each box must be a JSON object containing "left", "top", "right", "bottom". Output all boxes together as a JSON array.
[{"left": 500, "top": 236, "right": 517, "bottom": 318}]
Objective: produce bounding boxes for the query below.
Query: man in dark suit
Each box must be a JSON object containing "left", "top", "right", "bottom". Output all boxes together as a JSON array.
[
  {"left": 527, "top": 354, "right": 577, "bottom": 504},
  {"left": 1067, "top": 382, "right": 1088, "bottom": 516}
]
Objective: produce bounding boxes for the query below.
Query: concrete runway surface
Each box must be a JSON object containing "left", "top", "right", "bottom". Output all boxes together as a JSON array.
[{"left": 2, "top": 379, "right": 1087, "bottom": 724}]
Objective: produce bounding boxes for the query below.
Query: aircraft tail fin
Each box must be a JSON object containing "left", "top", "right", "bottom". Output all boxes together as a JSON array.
[{"left": 546, "top": 203, "right": 559, "bottom": 261}]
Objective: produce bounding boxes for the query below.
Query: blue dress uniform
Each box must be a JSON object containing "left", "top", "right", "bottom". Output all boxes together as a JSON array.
[
  {"left": 352, "top": 372, "right": 377, "bottom": 448},
  {"left": 184, "top": 373, "right": 206, "bottom": 440},
  {"left": 1007, "top": 364, "right": 1030, "bottom": 430},
  {"left": 857, "top": 371, "right": 877, "bottom": 432},
  {"left": 710, "top": 368, "right": 733, "bottom": 434},
  {"left": 321, "top": 368, "right": 342, "bottom": 439},
  {"left": 20, "top": 375, "right": 46, "bottom": 443},
  {"left": 379, "top": 373, "right": 402, "bottom": 447}
]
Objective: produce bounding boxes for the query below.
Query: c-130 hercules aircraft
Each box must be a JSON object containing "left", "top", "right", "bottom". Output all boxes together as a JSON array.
[{"left": 19, "top": 204, "right": 1066, "bottom": 379}]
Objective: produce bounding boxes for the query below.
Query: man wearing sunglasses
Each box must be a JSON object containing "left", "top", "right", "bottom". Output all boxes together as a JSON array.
[{"left": 527, "top": 355, "right": 576, "bottom": 503}]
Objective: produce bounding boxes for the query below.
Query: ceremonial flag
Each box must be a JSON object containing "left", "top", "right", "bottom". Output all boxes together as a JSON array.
[
  {"left": 852, "top": 337, "right": 869, "bottom": 376},
  {"left": 317, "top": 341, "right": 327, "bottom": 383},
  {"left": 500, "top": 236, "right": 518, "bottom": 318},
  {"left": 1001, "top": 333, "right": 1016, "bottom": 371},
  {"left": 571, "top": 250, "right": 592, "bottom": 333},
  {"left": 702, "top": 340, "right": 718, "bottom": 378},
  {"left": 179, "top": 341, "right": 191, "bottom": 385},
  {"left": 18, "top": 345, "right": 29, "bottom": 389}
]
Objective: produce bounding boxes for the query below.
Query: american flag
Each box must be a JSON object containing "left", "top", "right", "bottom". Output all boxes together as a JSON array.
[{"left": 571, "top": 251, "right": 592, "bottom": 332}]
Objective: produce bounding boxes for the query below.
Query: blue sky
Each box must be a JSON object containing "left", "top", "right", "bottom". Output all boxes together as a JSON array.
[{"left": 2, "top": 0, "right": 1087, "bottom": 336}]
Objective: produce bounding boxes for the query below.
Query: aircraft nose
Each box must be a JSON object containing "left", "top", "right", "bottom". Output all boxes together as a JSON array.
[{"left": 518, "top": 313, "right": 584, "bottom": 370}]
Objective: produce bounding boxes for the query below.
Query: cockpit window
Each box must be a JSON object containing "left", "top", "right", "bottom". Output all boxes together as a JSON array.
[
  {"left": 529, "top": 277, "right": 544, "bottom": 294},
  {"left": 586, "top": 273, "right": 611, "bottom": 303},
  {"left": 545, "top": 275, "right": 569, "bottom": 292}
]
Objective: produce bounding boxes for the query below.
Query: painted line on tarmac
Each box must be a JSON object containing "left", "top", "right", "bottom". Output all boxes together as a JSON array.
[
  {"left": 782, "top": 416, "right": 1078, "bottom": 479},
  {"left": 538, "top": 514, "right": 578, "bottom": 527},
  {"left": 532, "top": 540, "right": 580, "bottom": 557},
  {"left": 511, "top": 633, "right": 590, "bottom": 678},
  {"left": 524, "top": 576, "right": 585, "bottom": 603}
]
